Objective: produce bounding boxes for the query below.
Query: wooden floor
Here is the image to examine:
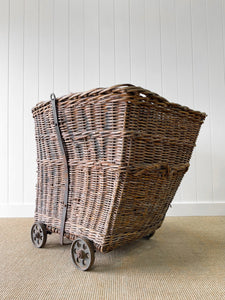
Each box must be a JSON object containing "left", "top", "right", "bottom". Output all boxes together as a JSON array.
[{"left": 0, "top": 217, "right": 225, "bottom": 300}]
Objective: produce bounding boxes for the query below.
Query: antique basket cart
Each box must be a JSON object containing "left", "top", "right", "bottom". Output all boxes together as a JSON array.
[{"left": 31, "top": 84, "right": 206, "bottom": 271}]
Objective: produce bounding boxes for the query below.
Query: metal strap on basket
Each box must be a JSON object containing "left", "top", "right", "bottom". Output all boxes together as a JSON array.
[{"left": 50, "top": 93, "right": 69, "bottom": 245}]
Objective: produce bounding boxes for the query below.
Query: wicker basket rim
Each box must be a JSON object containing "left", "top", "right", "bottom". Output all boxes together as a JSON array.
[{"left": 32, "top": 83, "right": 207, "bottom": 119}]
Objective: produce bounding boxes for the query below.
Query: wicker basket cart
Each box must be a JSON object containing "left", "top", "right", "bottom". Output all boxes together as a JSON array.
[{"left": 31, "top": 84, "right": 206, "bottom": 271}]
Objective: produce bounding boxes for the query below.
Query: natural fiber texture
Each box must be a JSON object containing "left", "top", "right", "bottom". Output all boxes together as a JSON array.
[
  {"left": 1, "top": 217, "right": 225, "bottom": 300},
  {"left": 32, "top": 84, "right": 206, "bottom": 252}
]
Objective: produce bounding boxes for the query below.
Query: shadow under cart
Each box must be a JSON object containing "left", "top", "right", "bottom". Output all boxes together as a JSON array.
[{"left": 31, "top": 222, "right": 155, "bottom": 271}]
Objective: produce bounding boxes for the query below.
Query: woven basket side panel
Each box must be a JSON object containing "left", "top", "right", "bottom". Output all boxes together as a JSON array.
[
  {"left": 57, "top": 97, "right": 127, "bottom": 245},
  {"left": 115, "top": 171, "right": 184, "bottom": 234},
  {"left": 103, "top": 96, "right": 205, "bottom": 251},
  {"left": 34, "top": 107, "right": 65, "bottom": 231},
  {"left": 99, "top": 169, "right": 184, "bottom": 252},
  {"left": 123, "top": 99, "right": 203, "bottom": 165}
]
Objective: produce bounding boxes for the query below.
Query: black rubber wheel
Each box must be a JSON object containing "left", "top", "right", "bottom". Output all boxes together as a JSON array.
[
  {"left": 143, "top": 231, "right": 155, "bottom": 240},
  {"left": 71, "top": 237, "right": 95, "bottom": 271},
  {"left": 31, "top": 222, "right": 47, "bottom": 248}
]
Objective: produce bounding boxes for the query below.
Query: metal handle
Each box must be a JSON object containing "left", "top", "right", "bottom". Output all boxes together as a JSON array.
[{"left": 50, "top": 93, "right": 56, "bottom": 101}]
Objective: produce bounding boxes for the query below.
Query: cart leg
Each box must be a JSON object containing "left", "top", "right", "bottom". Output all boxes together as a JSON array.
[{"left": 143, "top": 231, "right": 155, "bottom": 240}]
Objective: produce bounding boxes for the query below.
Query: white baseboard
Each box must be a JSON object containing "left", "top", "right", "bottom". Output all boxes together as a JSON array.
[
  {"left": 0, "top": 202, "right": 225, "bottom": 218},
  {"left": 0, "top": 204, "right": 35, "bottom": 218},
  {"left": 166, "top": 202, "right": 225, "bottom": 216}
]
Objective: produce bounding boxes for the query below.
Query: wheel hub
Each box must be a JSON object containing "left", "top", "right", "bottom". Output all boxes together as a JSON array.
[
  {"left": 35, "top": 232, "right": 41, "bottom": 239},
  {"left": 76, "top": 250, "right": 85, "bottom": 259}
]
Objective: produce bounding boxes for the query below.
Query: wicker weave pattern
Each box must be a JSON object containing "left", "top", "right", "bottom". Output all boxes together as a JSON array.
[{"left": 32, "top": 84, "right": 206, "bottom": 252}]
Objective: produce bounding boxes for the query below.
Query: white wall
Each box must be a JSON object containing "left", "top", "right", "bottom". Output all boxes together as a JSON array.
[{"left": 0, "top": 0, "right": 225, "bottom": 217}]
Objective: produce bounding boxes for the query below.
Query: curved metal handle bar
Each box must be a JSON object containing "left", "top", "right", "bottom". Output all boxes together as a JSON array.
[{"left": 50, "top": 93, "right": 69, "bottom": 245}]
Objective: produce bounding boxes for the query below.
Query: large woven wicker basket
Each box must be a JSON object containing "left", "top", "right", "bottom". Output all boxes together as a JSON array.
[{"left": 31, "top": 84, "right": 206, "bottom": 270}]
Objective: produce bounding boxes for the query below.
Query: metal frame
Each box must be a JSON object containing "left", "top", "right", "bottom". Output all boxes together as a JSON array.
[{"left": 50, "top": 93, "right": 69, "bottom": 245}]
